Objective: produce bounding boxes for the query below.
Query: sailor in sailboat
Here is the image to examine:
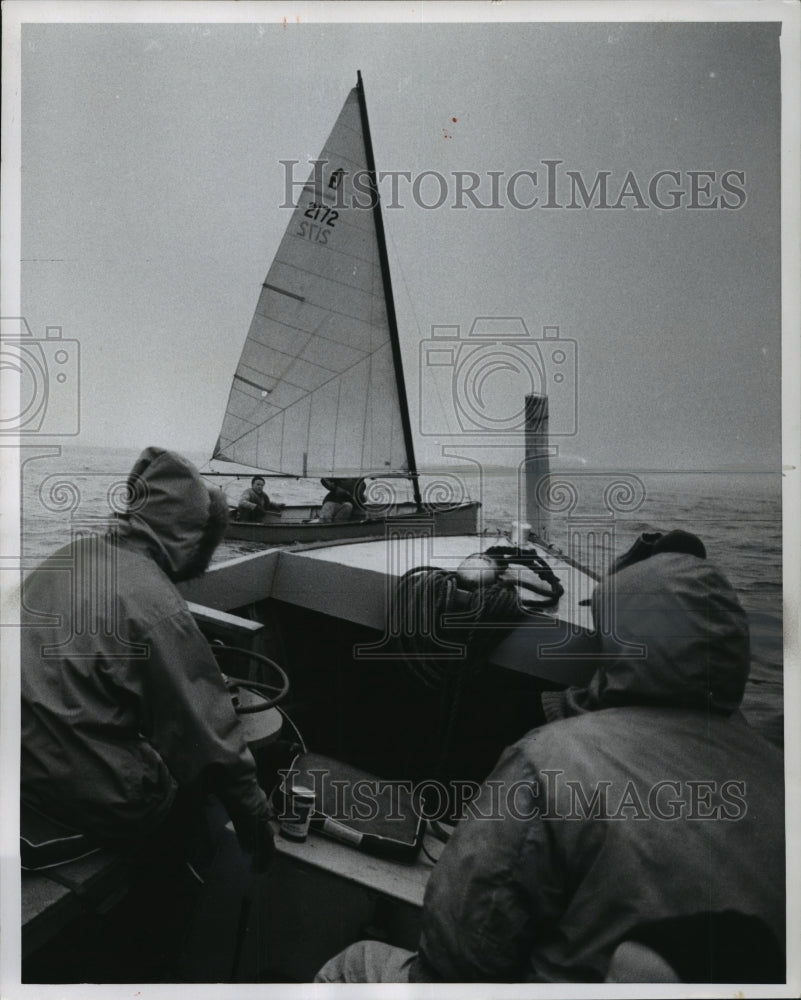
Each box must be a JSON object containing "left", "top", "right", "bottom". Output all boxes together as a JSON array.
[
  {"left": 237, "top": 475, "right": 284, "bottom": 522},
  {"left": 209, "top": 74, "right": 479, "bottom": 544},
  {"left": 318, "top": 477, "right": 367, "bottom": 523}
]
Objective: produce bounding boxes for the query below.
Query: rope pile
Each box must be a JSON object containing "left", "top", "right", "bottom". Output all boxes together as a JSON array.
[
  {"left": 391, "top": 549, "right": 563, "bottom": 778},
  {"left": 483, "top": 545, "right": 565, "bottom": 605},
  {"left": 392, "top": 565, "right": 519, "bottom": 690}
]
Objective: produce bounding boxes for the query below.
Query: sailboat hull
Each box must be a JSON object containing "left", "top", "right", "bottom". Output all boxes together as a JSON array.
[{"left": 225, "top": 500, "right": 481, "bottom": 544}]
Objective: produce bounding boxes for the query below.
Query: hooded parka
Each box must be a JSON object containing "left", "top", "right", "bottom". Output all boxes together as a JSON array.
[
  {"left": 416, "top": 553, "right": 785, "bottom": 982},
  {"left": 21, "top": 447, "right": 271, "bottom": 848}
]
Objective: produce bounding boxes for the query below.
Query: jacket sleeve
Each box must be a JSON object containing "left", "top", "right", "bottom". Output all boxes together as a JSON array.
[
  {"left": 138, "top": 608, "right": 271, "bottom": 840},
  {"left": 417, "top": 743, "right": 563, "bottom": 981},
  {"left": 238, "top": 488, "right": 257, "bottom": 511}
]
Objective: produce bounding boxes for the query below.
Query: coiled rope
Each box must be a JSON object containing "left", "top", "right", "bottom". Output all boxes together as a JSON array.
[
  {"left": 392, "top": 549, "right": 563, "bottom": 779},
  {"left": 483, "top": 545, "right": 565, "bottom": 604}
]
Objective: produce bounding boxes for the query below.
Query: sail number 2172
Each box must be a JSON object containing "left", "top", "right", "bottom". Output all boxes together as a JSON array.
[
  {"left": 304, "top": 202, "right": 339, "bottom": 226},
  {"left": 296, "top": 201, "right": 338, "bottom": 245}
]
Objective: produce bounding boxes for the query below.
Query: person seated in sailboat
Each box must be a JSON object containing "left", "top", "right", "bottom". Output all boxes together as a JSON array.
[
  {"left": 319, "top": 477, "right": 365, "bottom": 523},
  {"left": 237, "top": 475, "right": 284, "bottom": 522}
]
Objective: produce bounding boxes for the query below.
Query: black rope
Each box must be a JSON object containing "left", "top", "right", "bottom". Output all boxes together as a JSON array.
[
  {"left": 421, "top": 840, "right": 440, "bottom": 865},
  {"left": 392, "top": 559, "right": 560, "bottom": 779},
  {"left": 483, "top": 545, "right": 565, "bottom": 606}
]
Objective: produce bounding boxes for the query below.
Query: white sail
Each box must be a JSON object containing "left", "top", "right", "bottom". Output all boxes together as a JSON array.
[{"left": 214, "top": 87, "right": 409, "bottom": 478}]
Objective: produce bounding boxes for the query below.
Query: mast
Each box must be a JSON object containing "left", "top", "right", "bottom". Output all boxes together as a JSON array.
[{"left": 356, "top": 70, "right": 423, "bottom": 511}]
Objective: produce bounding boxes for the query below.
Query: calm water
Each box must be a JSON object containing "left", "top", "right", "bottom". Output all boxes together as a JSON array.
[{"left": 17, "top": 446, "right": 783, "bottom": 747}]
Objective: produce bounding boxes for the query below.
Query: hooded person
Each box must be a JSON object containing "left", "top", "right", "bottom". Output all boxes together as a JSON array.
[
  {"left": 21, "top": 447, "right": 274, "bottom": 864},
  {"left": 315, "top": 551, "right": 785, "bottom": 983}
]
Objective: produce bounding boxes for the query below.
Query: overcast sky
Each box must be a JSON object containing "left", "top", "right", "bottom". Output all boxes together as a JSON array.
[{"left": 8, "top": 6, "right": 793, "bottom": 472}]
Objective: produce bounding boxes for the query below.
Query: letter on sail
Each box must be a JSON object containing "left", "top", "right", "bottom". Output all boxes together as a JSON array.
[{"left": 214, "top": 86, "right": 408, "bottom": 478}]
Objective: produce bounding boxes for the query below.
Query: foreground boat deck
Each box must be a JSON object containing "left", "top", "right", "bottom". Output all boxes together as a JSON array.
[
  {"left": 187, "top": 533, "right": 598, "bottom": 687},
  {"left": 24, "top": 534, "right": 600, "bottom": 981},
  {"left": 22, "top": 818, "right": 435, "bottom": 982}
]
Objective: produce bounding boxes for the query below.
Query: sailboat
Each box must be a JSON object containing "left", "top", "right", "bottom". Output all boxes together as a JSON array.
[{"left": 210, "top": 73, "right": 480, "bottom": 544}]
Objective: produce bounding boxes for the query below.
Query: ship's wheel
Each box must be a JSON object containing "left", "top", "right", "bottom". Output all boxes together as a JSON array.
[{"left": 210, "top": 643, "right": 290, "bottom": 748}]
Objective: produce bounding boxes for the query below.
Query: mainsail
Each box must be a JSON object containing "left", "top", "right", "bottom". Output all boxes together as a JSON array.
[{"left": 214, "top": 78, "right": 413, "bottom": 481}]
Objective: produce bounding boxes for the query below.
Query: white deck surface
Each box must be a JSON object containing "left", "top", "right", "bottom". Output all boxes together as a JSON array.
[
  {"left": 184, "top": 532, "right": 599, "bottom": 685},
  {"left": 289, "top": 534, "right": 595, "bottom": 632},
  {"left": 271, "top": 822, "right": 436, "bottom": 909}
]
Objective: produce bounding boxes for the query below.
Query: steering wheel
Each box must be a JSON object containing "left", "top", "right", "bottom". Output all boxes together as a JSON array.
[{"left": 210, "top": 643, "right": 290, "bottom": 712}]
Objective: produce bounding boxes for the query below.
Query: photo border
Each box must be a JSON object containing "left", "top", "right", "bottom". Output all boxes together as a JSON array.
[{"left": 1, "top": 3, "right": 798, "bottom": 998}]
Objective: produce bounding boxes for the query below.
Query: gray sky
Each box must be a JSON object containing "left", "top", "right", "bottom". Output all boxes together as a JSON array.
[{"left": 14, "top": 11, "right": 787, "bottom": 471}]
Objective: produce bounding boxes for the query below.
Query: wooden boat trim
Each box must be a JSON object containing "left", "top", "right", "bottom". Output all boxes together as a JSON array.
[{"left": 224, "top": 499, "right": 481, "bottom": 543}]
